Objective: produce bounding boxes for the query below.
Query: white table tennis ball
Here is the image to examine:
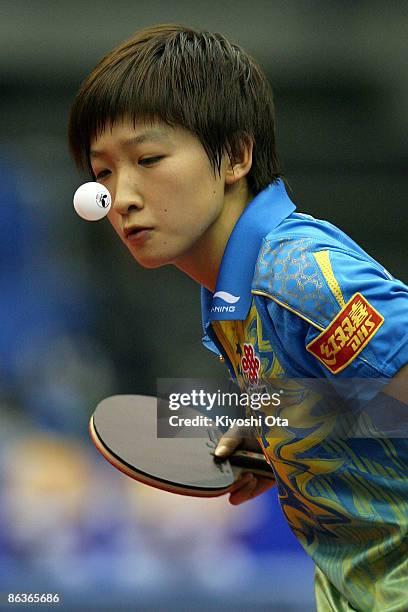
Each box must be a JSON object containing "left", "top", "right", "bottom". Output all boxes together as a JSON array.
[{"left": 73, "top": 182, "right": 111, "bottom": 221}]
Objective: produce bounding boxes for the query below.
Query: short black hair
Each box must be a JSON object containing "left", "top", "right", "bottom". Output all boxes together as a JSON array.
[{"left": 68, "top": 23, "right": 283, "bottom": 194}]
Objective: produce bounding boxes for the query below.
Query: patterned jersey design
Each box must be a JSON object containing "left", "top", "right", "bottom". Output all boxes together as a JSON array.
[{"left": 208, "top": 225, "right": 408, "bottom": 611}]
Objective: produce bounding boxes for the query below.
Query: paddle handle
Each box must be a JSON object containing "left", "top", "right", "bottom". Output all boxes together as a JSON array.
[{"left": 225, "top": 449, "right": 275, "bottom": 479}]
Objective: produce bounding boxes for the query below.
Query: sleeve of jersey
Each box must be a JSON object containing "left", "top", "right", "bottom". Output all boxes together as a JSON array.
[{"left": 253, "top": 235, "right": 408, "bottom": 395}]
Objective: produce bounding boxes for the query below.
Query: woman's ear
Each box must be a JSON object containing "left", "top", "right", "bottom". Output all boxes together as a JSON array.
[{"left": 224, "top": 136, "right": 253, "bottom": 185}]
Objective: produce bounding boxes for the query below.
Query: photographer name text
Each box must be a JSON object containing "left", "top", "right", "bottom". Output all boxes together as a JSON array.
[{"left": 167, "top": 414, "right": 288, "bottom": 427}]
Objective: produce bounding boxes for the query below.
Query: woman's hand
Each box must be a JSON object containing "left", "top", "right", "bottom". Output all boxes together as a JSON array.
[{"left": 215, "top": 425, "right": 276, "bottom": 505}]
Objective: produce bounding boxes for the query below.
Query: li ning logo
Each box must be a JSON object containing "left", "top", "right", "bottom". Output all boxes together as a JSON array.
[{"left": 211, "top": 291, "right": 240, "bottom": 313}]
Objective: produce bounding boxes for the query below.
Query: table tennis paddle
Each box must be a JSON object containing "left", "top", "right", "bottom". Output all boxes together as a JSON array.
[{"left": 89, "top": 394, "right": 275, "bottom": 497}]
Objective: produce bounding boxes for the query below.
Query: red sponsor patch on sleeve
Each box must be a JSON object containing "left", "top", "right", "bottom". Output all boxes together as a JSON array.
[{"left": 306, "top": 293, "right": 384, "bottom": 374}]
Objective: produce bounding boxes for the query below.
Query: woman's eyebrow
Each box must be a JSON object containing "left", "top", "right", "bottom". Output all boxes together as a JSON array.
[{"left": 90, "top": 129, "right": 170, "bottom": 159}]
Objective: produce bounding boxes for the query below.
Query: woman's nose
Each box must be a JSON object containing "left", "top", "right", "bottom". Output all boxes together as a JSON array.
[{"left": 112, "top": 175, "right": 144, "bottom": 215}]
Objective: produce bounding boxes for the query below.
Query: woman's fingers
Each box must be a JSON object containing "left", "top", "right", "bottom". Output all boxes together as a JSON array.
[
  {"left": 229, "top": 475, "right": 276, "bottom": 505},
  {"left": 214, "top": 424, "right": 244, "bottom": 458}
]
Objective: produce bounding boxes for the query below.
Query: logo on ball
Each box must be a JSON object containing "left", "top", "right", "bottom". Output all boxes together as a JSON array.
[{"left": 96, "top": 193, "right": 110, "bottom": 208}]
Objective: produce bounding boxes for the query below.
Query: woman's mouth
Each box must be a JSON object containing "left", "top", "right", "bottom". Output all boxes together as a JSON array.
[{"left": 124, "top": 226, "right": 154, "bottom": 244}]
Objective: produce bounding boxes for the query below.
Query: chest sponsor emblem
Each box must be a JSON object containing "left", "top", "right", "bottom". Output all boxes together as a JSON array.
[
  {"left": 241, "top": 343, "right": 261, "bottom": 383},
  {"left": 306, "top": 293, "right": 384, "bottom": 374}
]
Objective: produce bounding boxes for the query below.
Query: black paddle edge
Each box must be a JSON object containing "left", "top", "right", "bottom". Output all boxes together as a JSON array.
[{"left": 90, "top": 414, "right": 235, "bottom": 493}]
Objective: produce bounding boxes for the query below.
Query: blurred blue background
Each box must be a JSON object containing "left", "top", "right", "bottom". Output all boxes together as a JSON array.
[{"left": 0, "top": 1, "right": 407, "bottom": 610}]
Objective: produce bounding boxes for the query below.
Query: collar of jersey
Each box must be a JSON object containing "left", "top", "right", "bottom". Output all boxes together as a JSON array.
[{"left": 201, "top": 179, "right": 296, "bottom": 325}]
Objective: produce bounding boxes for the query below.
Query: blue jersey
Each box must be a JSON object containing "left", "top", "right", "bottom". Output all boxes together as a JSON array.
[{"left": 201, "top": 180, "right": 408, "bottom": 611}]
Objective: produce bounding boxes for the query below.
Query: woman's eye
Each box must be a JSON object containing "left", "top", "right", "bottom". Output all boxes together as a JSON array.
[
  {"left": 139, "top": 156, "right": 163, "bottom": 166},
  {"left": 95, "top": 169, "right": 110, "bottom": 180}
]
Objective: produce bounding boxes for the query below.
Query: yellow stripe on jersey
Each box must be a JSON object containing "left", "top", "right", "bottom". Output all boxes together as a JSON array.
[{"left": 313, "top": 250, "right": 346, "bottom": 308}]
